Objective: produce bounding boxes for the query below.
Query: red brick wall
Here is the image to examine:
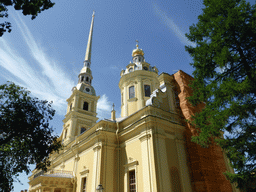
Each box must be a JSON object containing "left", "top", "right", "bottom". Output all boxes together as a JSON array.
[{"left": 173, "top": 70, "right": 233, "bottom": 192}]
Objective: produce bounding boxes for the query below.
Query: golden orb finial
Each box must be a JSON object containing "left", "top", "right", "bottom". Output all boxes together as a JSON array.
[{"left": 132, "top": 40, "right": 144, "bottom": 57}]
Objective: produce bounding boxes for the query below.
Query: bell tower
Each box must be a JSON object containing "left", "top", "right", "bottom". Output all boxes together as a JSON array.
[
  {"left": 119, "top": 41, "right": 159, "bottom": 117},
  {"left": 62, "top": 11, "right": 100, "bottom": 145}
]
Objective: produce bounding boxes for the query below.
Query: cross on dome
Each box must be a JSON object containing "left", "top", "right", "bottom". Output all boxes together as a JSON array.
[{"left": 136, "top": 40, "right": 139, "bottom": 48}]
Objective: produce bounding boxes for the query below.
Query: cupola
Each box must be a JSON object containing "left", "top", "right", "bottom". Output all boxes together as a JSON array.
[
  {"left": 120, "top": 41, "right": 158, "bottom": 77},
  {"left": 119, "top": 41, "right": 160, "bottom": 117}
]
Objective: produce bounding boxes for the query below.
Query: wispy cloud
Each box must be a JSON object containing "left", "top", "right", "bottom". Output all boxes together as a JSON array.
[
  {"left": 153, "top": 2, "right": 196, "bottom": 47},
  {"left": 0, "top": 13, "right": 75, "bottom": 115},
  {"left": 97, "top": 94, "right": 112, "bottom": 120},
  {"left": 0, "top": 13, "right": 112, "bottom": 119}
]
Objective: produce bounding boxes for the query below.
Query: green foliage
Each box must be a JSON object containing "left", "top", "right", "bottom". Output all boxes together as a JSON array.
[
  {"left": 0, "top": 0, "right": 55, "bottom": 36},
  {"left": 185, "top": 0, "right": 256, "bottom": 190},
  {"left": 0, "top": 82, "right": 61, "bottom": 192}
]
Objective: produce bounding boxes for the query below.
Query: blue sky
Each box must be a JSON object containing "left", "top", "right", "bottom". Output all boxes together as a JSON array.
[{"left": 0, "top": 0, "right": 255, "bottom": 191}]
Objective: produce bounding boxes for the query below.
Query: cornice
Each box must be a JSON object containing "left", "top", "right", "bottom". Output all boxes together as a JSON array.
[
  {"left": 123, "top": 160, "right": 139, "bottom": 168},
  {"left": 119, "top": 70, "right": 158, "bottom": 88},
  {"left": 80, "top": 168, "right": 89, "bottom": 175}
]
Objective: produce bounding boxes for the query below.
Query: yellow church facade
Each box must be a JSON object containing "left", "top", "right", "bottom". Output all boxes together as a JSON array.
[{"left": 28, "top": 12, "right": 239, "bottom": 192}]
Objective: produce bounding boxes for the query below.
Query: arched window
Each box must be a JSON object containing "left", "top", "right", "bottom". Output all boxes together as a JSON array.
[
  {"left": 83, "top": 102, "right": 89, "bottom": 111},
  {"left": 143, "top": 66, "right": 148, "bottom": 70},
  {"left": 80, "top": 127, "right": 86, "bottom": 134},
  {"left": 64, "top": 129, "right": 67, "bottom": 139},
  {"left": 129, "top": 86, "right": 135, "bottom": 99},
  {"left": 90, "top": 79, "right": 92, "bottom": 84},
  {"left": 81, "top": 76, "right": 84, "bottom": 82},
  {"left": 70, "top": 103, "right": 72, "bottom": 111},
  {"left": 144, "top": 85, "right": 151, "bottom": 97},
  {"left": 86, "top": 77, "right": 89, "bottom": 82}
]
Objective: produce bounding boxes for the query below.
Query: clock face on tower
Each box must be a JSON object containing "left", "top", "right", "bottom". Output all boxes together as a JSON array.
[{"left": 84, "top": 87, "right": 90, "bottom": 93}]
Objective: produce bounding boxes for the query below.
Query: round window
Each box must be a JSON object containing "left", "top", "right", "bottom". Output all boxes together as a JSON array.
[
  {"left": 86, "top": 88, "right": 90, "bottom": 92},
  {"left": 143, "top": 66, "right": 148, "bottom": 70},
  {"left": 129, "top": 68, "right": 133, "bottom": 72}
]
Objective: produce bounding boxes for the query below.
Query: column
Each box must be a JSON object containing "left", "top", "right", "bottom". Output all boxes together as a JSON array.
[
  {"left": 91, "top": 145, "right": 102, "bottom": 192},
  {"left": 139, "top": 134, "right": 154, "bottom": 192},
  {"left": 176, "top": 139, "right": 193, "bottom": 192},
  {"left": 155, "top": 133, "right": 172, "bottom": 191}
]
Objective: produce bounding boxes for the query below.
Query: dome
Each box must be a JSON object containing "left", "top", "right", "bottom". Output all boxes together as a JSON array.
[{"left": 132, "top": 44, "right": 144, "bottom": 57}]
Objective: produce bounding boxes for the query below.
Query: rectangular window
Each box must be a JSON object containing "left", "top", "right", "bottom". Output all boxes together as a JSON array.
[
  {"left": 82, "top": 177, "right": 87, "bottom": 192},
  {"left": 129, "top": 86, "right": 135, "bottom": 99},
  {"left": 144, "top": 85, "right": 151, "bottom": 97},
  {"left": 129, "top": 170, "right": 136, "bottom": 192}
]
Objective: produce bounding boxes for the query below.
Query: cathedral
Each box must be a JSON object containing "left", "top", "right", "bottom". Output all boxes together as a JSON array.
[{"left": 28, "top": 12, "right": 240, "bottom": 192}]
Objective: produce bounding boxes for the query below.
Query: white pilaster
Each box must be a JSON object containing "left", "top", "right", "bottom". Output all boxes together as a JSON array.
[
  {"left": 102, "top": 146, "right": 115, "bottom": 192},
  {"left": 70, "top": 118, "right": 77, "bottom": 140},
  {"left": 123, "top": 84, "right": 128, "bottom": 116},
  {"left": 137, "top": 78, "right": 144, "bottom": 109},
  {"left": 139, "top": 134, "right": 154, "bottom": 192},
  {"left": 73, "top": 94, "right": 79, "bottom": 111},
  {"left": 91, "top": 145, "right": 102, "bottom": 192}
]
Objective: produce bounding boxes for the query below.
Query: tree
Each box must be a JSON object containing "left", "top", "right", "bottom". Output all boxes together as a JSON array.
[
  {"left": 0, "top": 83, "right": 61, "bottom": 192},
  {"left": 185, "top": 0, "right": 256, "bottom": 190},
  {"left": 0, "top": 0, "right": 55, "bottom": 36}
]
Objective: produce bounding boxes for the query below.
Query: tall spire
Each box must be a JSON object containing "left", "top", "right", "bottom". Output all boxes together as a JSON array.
[
  {"left": 84, "top": 11, "right": 95, "bottom": 66},
  {"left": 77, "top": 11, "right": 96, "bottom": 89}
]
